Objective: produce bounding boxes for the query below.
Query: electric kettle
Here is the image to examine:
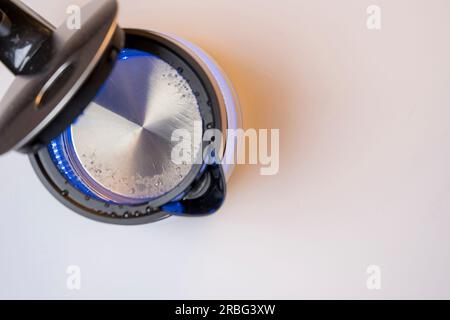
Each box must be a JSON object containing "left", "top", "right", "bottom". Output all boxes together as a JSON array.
[{"left": 0, "top": 0, "right": 241, "bottom": 225}]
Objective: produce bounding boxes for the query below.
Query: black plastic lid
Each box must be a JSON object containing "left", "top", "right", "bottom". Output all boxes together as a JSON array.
[{"left": 0, "top": 0, "right": 124, "bottom": 155}]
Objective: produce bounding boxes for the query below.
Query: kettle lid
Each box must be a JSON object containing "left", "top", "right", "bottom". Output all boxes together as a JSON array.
[{"left": 0, "top": 0, "right": 124, "bottom": 154}]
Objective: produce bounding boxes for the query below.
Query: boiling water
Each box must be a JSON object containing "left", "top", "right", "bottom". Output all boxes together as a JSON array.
[{"left": 49, "top": 49, "right": 202, "bottom": 204}]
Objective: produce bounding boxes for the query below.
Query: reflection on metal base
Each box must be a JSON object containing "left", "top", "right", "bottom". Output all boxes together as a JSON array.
[{"left": 51, "top": 49, "right": 202, "bottom": 204}]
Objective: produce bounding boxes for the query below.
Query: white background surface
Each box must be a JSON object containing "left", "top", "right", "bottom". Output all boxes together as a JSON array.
[{"left": 1, "top": 0, "right": 450, "bottom": 299}]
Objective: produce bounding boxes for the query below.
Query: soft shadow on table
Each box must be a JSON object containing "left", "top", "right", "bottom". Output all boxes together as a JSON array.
[{"left": 207, "top": 50, "right": 301, "bottom": 191}]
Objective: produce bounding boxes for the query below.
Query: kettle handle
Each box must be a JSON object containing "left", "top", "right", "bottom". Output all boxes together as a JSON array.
[{"left": 0, "top": 0, "right": 54, "bottom": 75}]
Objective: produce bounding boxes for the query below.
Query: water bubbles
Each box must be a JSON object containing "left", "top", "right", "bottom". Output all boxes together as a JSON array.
[{"left": 56, "top": 50, "right": 202, "bottom": 206}]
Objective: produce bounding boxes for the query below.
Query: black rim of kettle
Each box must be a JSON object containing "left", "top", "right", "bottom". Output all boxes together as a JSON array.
[{"left": 29, "top": 29, "right": 224, "bottom": 225}]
